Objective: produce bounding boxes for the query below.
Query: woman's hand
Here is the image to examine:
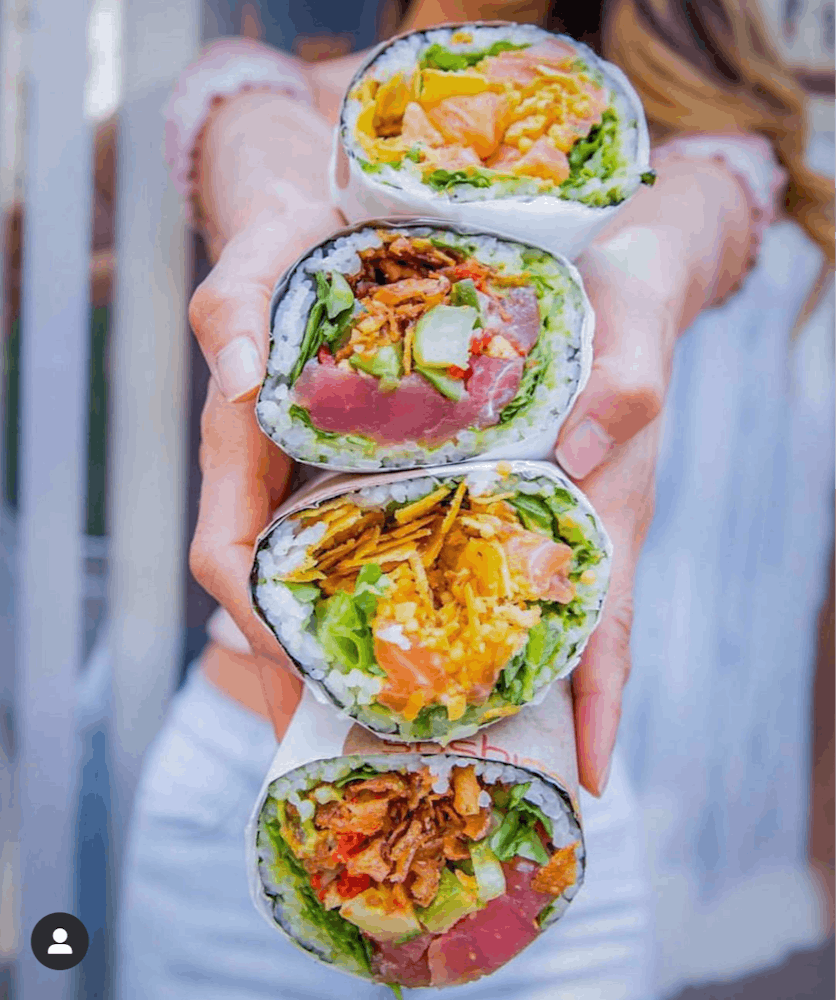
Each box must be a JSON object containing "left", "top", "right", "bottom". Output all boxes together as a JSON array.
[
  {"left": 559, "top": 257, "right": 670, "bottom": 795},
  {"left": 186, "top": 89, "right": 345, "bottom": 667},
  {"left": 559, "top": 152, "right": 762, "bottom": 795}
]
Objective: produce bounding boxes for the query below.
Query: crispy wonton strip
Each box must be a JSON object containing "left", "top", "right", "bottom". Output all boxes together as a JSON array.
[
  {"left": 422, "top": 480, "right": 468, "bottom": 566},
  {"left": 530, "top": 842, "right": 579, "bottom": 896},
  {"left": 291, "top": 498, "right": 351, "bottom": 522},
  {"left": 395, "top": 485, "right": 451, "bottom": 525}
]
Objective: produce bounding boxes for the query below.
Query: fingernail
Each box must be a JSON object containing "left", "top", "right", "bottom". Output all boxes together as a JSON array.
[
  {"left": 595, "top": 755, "right": 613, "bottom": 798},
  {"left": 556, "top": 419, "right": 614, "bottom": 480},
  {"left": 215, "top": 336, "right": 263, "bottom": 401}
]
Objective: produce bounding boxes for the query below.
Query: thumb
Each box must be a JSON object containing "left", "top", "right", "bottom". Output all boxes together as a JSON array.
[
  {"left": 188, "top": 196, "right": 341, "bottom": 402},
  {"left": 556, "top": 268, "right": 672, "bottom": 480}
]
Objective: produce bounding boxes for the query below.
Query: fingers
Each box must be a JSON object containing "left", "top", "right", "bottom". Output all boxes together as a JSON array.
[
  {"left": 190, "top": 379, "right": 294, "bottom": 663},
  {"left": 188, "top": 197, "right": 342, "bottom": 401},
  {"left": 570, "top": 416, "right": 662, "bottom": 796},
  {"left": 556, "top": 250, "right": 673, "bottom": 480}
]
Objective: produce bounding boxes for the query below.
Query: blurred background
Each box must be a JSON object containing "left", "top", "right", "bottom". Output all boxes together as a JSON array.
[{"left": 0, "top": 1, "right": 832, "bottom": 998}]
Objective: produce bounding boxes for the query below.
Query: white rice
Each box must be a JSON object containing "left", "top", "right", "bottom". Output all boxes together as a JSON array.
[
  {"left": 340, "top": 24, "right": 645, "bottom": 208},
  {"left": 255, "top": 751, "right": 584, "bottom": 975},
  {"left": 252, "top": 462, "right": 610, "bottom": 743},
  {"left": 256, "top": 222, "right": 589, "bottom": 472}
]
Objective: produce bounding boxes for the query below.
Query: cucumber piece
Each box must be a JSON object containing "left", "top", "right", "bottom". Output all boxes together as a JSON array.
[
  {"left": 415, "top": 869, "right": 480, "bottom": 933},
  {"left": 469, "top": 839, "right": 507, "bottom": 902},
  {"left": 350, "top": 343, "right": 403, "bottom": 392},
  {"left": 414, "top": 365, "right": 465, "bottom": 402},
  {"left": 340, "top": 887, "right": 422, "bottom": 943},
  {"left": 413, "top": 304, "right": 477, "bottom": 369},
  {"left": 451, "top": 279, "right": 481, "bottom": 316},
  {"left": 325, "top": 272, "right": 354, "bottom": 318}
]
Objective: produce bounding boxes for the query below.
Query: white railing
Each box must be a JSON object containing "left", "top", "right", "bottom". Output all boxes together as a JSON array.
[
  {"left": 15, "top": 0, "right": 94, "bottom": 995},
  {"left": 4, "top": 0, "right": 200, "bottom": 996}
]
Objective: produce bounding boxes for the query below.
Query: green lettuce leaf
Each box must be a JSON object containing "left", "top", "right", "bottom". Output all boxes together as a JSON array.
[
  {"left": 489, "top": 782, "right": 554, "bottom": 865},
  {"left": 289, "top": 272, "right": 355, "bottom": 383},
  {"left": 284, "top": 582, "right": 322, "bottom": 603},
  {"left": 496, "top": 611, "right": 564, "bottom": 705},
  {"left": 288, "top": 404, "right": 338, "bottom": 440},
  {"left": 263, "top": 816, "right": 373, "bottom": 974},
  {"left": 424, "top": 169, "right": 493, "bottom": 192},
  {"left": 419, "top": 41, "right": 528, "bottom": 72},
  {"left": 315, "top": 564, "right": 389, "bottom": 675},
  {"left": 560, "top": 107, "right": 626, "bottom": 206},
  {"left": 333, "top": 764, "right": 383, "bottom": 788},
  {"left": 496, "top": 339, "right": 547, "bottom": 426},
  {"left": 508, "top": 494, "right": 553, "bottom": 535}
]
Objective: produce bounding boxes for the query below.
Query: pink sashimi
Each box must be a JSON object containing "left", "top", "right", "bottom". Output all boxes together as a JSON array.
[
  {"left": 480, "top": 39, "right": 577, "bottom": 86},
  {"left": 427, "top": 92, "right": 509, "bottom": 160},
  {"left": 369, "top": 858, "right": 560, "bottom": 987},
  {"left": 371, "top": 931, "right": 432, "bottom": 987},
  {"left": 426, "top": 893, "right": 540, "bottom": 986},
  {"left": 501, "top": 858, "right": 557, "bottom": 923},
  {"left": 292, "top": 355, "right": 523, "bottom": 446},
  {"left": 501, "top": 528, "right": 576, "bottom": 604},
  {"left": 480, "top": 287, "right": 541, "bottom": 353}
]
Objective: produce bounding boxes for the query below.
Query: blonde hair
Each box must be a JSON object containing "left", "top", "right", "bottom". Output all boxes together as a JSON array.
[{"left": 603, "top": 0, "right": 834, "bottom": 270}]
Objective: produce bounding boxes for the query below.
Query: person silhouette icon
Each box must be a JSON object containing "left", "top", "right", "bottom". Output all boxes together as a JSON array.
[
  {"left": 47, "top": 928, "right": 73, "bottom": 955},
  {"left": 31, "top": 912, "right": 87, "bottom": 969}
]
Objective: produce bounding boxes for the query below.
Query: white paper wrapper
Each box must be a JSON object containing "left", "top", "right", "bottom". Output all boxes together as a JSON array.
[
  {"left": 256, "top": 219, "right": 594, "bottom": 472},
  {"left": 330, "top": 22, "right": 651, "bottom": 261},
  {"left": 250, "top": 460, "right": 611, "bottom": 744},
  {"left": 246, "top": 681, "right": 584, "bottom": 988}
]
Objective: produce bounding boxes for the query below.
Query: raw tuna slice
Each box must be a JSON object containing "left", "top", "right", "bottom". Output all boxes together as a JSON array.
[
  {"left": 481, "top": 287, "right": 541, "bottom": 354},
  {"left": 371, "top": 932, "right": 432, "bottom": 987},
  {"left": 466, "top": 355, "right": 525, "bottom": 429},
  {"left": 292, "top": 354, "right": 523, "bottom": 446},
  {"left": 502, "top": 858, "right": 557, "bottom": 923},
  {"left": 426, "top": 893, "right": 541, "bottom": 986}
]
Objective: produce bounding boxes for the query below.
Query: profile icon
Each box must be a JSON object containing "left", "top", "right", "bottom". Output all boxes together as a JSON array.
[
  {"left": 31, "top": 912, "right": 88, "bottom": 970},
  {"left": 47, "top": 927, "right": 73, "bottom": 955}
]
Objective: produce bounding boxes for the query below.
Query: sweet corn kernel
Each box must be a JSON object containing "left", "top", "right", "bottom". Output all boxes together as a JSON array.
[{"left": 505, "top": 113, "right": 548, "bottom": 145}]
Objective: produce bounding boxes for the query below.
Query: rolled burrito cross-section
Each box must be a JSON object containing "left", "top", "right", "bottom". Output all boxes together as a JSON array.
[
  {"left": 251, "top": 461, "right": 610, "bottom": 743},
  {"left": 256, "top": 221, "right": 592, "bottom": 471},
  {"left": 255, "top": 754, "right": 583, "bottom": 988},
  {"left": 332, "top": 22, "right": 652, "bottom": 257}
]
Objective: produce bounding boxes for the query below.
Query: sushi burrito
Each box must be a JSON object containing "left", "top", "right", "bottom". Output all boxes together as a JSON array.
[
  {"left": 246, "top": 678, "right": 584, "bottom": 989},
  {"left": 331, "top": 22, "right": 653, "bottom": 259},
  {"left": 256, "top": 220, "right": 594, "bottom": 471},
  {"left": 250, "top": 460, "right": 611, "bottom": 744}
]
